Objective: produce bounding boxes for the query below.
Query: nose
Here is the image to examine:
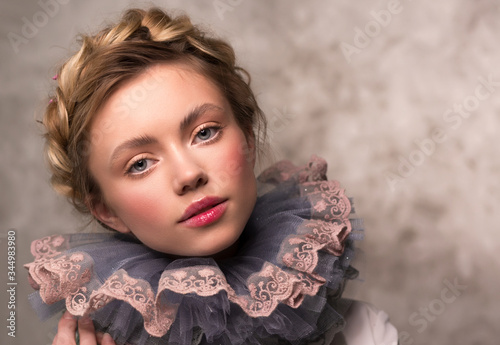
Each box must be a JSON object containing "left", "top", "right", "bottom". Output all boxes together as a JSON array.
[{"left": 171, "top": 151, "right": 208, "bottom": 195}]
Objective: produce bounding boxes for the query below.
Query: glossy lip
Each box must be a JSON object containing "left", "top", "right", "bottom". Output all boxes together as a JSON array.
[{"left": 179, "top": 196, "right": 227, "bottom": 227}]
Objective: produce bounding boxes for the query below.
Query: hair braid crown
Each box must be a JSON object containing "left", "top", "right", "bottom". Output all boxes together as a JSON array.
[{"left": 42, "top": 7, "right": 266, "bottom": 216}]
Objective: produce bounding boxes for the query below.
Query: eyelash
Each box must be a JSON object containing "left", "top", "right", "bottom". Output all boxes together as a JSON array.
[
  {"left": 124, "top": 125, "right": 224, "bottom": 178},
  {"left": 125, "top": 155, "right": 156, "bottom": 178},
  {"left": 192, "top": 124, "right": 224, "bottom": 145}
]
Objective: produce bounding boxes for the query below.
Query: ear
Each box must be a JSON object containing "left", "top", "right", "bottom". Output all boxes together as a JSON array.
[
  {"left": 245, "top": 130, "right": 256, "bottom": 168},
  {"left": 91, "top": 201, "right": 130, "bottom": 234}
]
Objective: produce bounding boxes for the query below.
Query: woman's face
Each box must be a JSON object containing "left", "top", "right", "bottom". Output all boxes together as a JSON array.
[{"left": 87, "top": 64, "right": 257, "bottom": 257}]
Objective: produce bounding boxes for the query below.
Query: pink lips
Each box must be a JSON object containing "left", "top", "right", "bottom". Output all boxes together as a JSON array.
[{"left": 179, "top": 196, "right": 227, "bottom": 227}]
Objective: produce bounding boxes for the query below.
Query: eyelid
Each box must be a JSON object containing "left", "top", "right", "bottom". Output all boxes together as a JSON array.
[
  {"left": 124, "top": 155, "right": 158, "bottom": 178},
  {"left": 191, "top": 123, "right": 224, "bottom": 145}
]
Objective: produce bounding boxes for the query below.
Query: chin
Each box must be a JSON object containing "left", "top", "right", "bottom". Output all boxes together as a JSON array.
[{"left": 199, "top": 236, "right": 240, "bottom": 259}]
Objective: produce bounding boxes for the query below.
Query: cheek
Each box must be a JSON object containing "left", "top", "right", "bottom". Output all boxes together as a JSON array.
[
  {"left": 110, "top": 182, "right": 167, "bottom": 225},
  {"left": 213, "top": 138, "right": 254, "bottom": 185},
  {"left": 226, "top": 132, "right": 254, "bottom": 169}
]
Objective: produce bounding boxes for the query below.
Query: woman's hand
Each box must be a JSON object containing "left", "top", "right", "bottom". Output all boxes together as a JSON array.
[{"left": 52, "top": 311, "right": 116, "bottom": 345}]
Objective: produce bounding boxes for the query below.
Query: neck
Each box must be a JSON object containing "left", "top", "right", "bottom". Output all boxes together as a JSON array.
[
  {"left": 164, "top": 239, "right": 240, "bottom": 261},
  {"left": 208, "top": 240, "right": 240, "bottom": 260}
]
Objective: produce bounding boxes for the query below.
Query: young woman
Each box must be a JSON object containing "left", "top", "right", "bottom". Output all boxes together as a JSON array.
[{"left": 26, "top": 8, "right": 397, "bottom": 345}]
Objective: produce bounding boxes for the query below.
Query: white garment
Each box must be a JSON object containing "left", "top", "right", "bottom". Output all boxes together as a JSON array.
[{"left": 340, "top": 301, "right": 398, "bottom": 345}]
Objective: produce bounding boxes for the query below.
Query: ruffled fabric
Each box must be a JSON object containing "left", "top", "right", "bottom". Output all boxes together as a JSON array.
[{"left": 25, "top": 155, "right": 362, "bottom": 345}]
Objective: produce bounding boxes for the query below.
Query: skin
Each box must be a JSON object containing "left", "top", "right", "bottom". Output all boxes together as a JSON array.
[
  {"left": 88, "top": 63, "right": 257, "bottom": 257},
  {"left": 53, "top": 63, "right": 258, "bottom": 343},
  {"left": 52, "top": 312, "right": 116, "bottom": 345}
]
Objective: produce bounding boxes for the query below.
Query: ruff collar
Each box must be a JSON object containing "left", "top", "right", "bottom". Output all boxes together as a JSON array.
[{"left": 26, "top": 156, "right": 362, "bottom": 345}]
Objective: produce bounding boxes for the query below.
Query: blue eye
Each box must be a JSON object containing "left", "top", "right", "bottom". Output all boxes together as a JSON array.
[
  {"left": 128, "top": 158, "right": 153, "bottom": 174},
  {"left": 197, "top": 128, "right": 213, "bottom": 141},
  {"left": 132, "top": 159, "right": 147, "bottom": 171},
  {"left": 192, "top": 125, "right": 223, "bottom": 145}
]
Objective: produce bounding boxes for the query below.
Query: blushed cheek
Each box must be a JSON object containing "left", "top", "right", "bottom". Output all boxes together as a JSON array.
[
  {"left": 229, "top": 136, "right": 254, "bottom": 170},
  {"left": 113, "top": 187, "right": 166, "bottom": 227},
  {"left": 215, "top": 140, "right": 254, "bottom": 186}
]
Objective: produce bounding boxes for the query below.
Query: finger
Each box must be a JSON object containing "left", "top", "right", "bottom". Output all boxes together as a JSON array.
[
  {"left": 78, "top": 316, "right": 97, "bottom": 345},
  {"left": 101, "top": 333, "right": 117, "bottom": 345},
  {"left": 53, "top": 311, "right": 77, "bottom": 345}
]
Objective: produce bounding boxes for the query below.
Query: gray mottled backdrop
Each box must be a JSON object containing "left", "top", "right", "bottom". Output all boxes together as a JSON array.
[{"left": 1, "top": 0, "right": 499, "bottom": 344}]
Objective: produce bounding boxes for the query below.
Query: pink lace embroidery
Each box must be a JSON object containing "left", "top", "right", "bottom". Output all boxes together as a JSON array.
[
  {"left": 277, "top": 179, "right": 352, "bottom": 293},
  {"left": 237, "top": 263, "right": 300, "bottom": 315},
  {"left": 30, "top": 235, "right": 67, "bottom": 260},
  {"left": 303, "top": 181, "right": 351, "bottom": 218},
  {"left": 157, "top": 264, "right": 301, "bottom": 317},
  {"left": 25, "top": 251, "right": 92, "bottom": 305},
  {"left": 87, "top": 270, "right": 178, "bottom": 337},
  {"left": 43, "top": 266, "right": 180, "bottom": 337},
  {"left": 159, "top": 266, "right": 231, "bottom": 297}
]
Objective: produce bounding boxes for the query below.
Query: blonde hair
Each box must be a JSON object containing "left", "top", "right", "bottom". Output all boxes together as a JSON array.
[{"left": 43, "top": 7, "right": 266, "bottom": 215}]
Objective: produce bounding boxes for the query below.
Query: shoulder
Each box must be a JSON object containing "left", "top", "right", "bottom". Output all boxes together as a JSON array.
[{"left": 335, "top": 301, "right": 399, "bottom": 345}]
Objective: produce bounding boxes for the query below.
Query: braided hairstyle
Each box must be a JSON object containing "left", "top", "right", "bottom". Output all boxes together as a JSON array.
[{"left": 43, "top": 7, "right": 266, "bottom": 216}]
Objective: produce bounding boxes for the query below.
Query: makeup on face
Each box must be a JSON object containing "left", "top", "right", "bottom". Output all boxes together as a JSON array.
[
  {"left": 88, "top": 64, "right": 257, "bottom": 257},
  {"left": 178, "top": 196, "right": 228, "bottom": 227}
]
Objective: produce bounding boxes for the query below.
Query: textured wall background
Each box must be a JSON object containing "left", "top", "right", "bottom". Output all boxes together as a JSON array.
[{"left": 1, "top": 0, "right": 499, "bottom": 344}]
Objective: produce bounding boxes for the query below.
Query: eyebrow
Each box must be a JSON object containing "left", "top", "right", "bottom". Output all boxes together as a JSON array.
[
  {"left": 180, "top": 103, "right": 225, "bottom": 132},
  {"left": 110, "top": 135, "right": 158, "bottom": 166},
  {"left": 109, "top": 103, "right": 224, "bottom": 166}
]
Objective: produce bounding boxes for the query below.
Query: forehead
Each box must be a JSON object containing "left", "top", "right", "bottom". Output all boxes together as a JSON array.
[
  {"left": 119, "top": 63, "right": 223, "bottom": 104},
  {"left": 91, "top": 63, "right": 228, "bottom": 126}
]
